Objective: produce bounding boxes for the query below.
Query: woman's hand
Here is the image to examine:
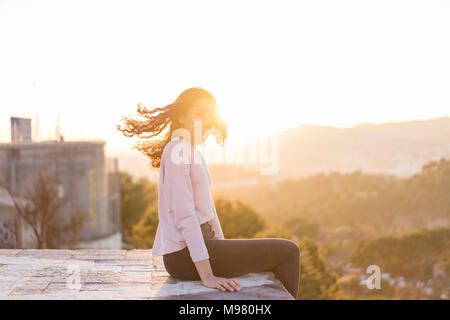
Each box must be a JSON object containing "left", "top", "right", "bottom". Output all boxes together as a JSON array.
[
  {"left": 202, "top": 274, "right": 241, "bottom": 292},
  {"left": 194, "top": 258, "right": 240, "bottom": 292}
]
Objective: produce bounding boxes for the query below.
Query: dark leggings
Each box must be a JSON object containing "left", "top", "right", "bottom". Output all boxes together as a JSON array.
[{"left": 163, "top": 238, "right": 300, "bottom": 299}]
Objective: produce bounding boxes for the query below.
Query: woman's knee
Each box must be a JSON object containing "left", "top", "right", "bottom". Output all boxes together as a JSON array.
[
  {"left": 280, "top": 239, "right": 300, "bottom": 260},
  {"left": 265, "top": 238, "right": 300, "bottom": 259}
]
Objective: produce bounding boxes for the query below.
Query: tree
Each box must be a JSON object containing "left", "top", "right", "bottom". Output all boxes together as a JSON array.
[
  {"left": 214, "top": 197, "right": 266, "bottom": 239},
  {"left": 350, "top": 228, "right": 450, "bottom": 281},
  {"left": 254, "top": 227, "right": 294, "bottom": 240},
  {"left": 0, "top": 164, "right": 88, "bottom": 249},
  {"left": 120, "top": 171, "right": 158, "bottom": 244},
  {"left": 132, "top": 203, "right": 159, "bottom": 249},
  {"left": 298, "top": 237, "right": 341, "bottom": 299},
  {"left": 284, "top": 217, "right": 319, "bottom": 240},
  {"left": 45, "top": 207, "right": 87, "bottom": 249}
]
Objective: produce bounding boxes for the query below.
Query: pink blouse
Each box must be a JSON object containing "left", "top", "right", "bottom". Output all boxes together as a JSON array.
[{"left": 151, "top": 137, "right": 224, "bottom": 262}]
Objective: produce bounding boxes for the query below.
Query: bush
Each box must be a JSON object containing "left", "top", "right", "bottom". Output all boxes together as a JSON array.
[{"left": 132, "top": 204, "right": 159, "bottom": 249}]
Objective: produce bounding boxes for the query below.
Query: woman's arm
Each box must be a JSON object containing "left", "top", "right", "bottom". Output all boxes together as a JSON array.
[
  {"left": 165, "top": 142, "right": 239, "bottom": 291},
  {"left": 167, "top": 159, "right": 210, "bottom": 262},
  {"left": 194, "top": 258, "right": 240, "bottom": 292}
]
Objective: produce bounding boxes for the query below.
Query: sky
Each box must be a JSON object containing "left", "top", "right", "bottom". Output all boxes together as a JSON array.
[{"left": 1, "top": 0, "right": 449, "bottom": 154}]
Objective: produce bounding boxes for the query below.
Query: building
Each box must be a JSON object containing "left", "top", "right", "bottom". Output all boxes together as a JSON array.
[{"left": 0, "top": 140, "right": 121, "bottom": 249}]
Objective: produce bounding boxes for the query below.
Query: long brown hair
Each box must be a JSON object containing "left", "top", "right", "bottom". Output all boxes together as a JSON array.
[{"left": 116, "top": 87, "right": 227, "bottom": 169}]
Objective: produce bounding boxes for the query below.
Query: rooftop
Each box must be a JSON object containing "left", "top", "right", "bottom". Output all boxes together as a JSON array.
[{"left": 0, "top": 249, "right": 294, "bottom": 300}]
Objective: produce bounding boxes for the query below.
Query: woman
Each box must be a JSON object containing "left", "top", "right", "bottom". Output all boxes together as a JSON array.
[{"left": 117, "top": 87, "right": 300, "bottom": 298}]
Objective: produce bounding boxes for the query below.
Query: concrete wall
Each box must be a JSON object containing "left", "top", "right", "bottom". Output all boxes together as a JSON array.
[{"left": 0, "top": 141, "right": 121, "bottom": 248}]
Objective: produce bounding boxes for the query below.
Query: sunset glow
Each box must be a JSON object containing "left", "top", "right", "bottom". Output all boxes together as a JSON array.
[{"left": 1, "top": 0, "right": 449, "bottom": 155}]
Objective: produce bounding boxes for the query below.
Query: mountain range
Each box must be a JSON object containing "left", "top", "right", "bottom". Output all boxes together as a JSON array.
[{"left": 111, "top": 117, "right": 450, "bottom": 187}]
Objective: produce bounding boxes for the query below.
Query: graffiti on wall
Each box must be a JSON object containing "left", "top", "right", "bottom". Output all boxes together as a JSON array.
[{"left": 0, "top": 219, "right": 18, "bottom": 249}]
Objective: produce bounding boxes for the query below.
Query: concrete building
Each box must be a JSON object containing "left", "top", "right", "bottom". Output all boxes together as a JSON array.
[{"left": 0, "top": 140, "right": 121, "bottom": 249}]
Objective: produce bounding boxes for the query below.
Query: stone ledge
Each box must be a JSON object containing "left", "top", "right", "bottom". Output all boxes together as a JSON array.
[{"left": 0, "top": 249, "right": 294, "bottom": 300}]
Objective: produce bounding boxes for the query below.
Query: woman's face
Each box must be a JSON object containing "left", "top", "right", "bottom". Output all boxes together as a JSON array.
[{"left": 180, "top": 98, "right": 214, "bottom": 144}]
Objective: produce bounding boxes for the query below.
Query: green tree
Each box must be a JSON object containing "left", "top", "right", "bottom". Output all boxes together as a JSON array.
[
  {"left": 254, "top": 227, "right": 294, "bottom": 240},
  {"left": 350, "top": 228, "right": 450, "bottom": 281},
  {"left": 132, "top": 203, "right": 159, "bottom": 249},
  {"left": 215, "top": 197, "right": 266, "bottom": 239},
  {"left": 120, "top": 171, "right": 158, "bottom": 244},
  {"left": 298, "top": 237, "right": 341, "bottom": 299},
  {"left": 284, "top": 217, "right": 319, "bottom": 240}
]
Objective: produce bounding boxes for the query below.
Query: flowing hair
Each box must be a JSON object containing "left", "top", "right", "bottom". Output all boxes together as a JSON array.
[{"left": 116, "top": 87, "right": 227, "bottom": 169}]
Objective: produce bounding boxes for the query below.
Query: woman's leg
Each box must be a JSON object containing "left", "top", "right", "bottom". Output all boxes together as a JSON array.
[{"left": 163, "top": 238, "right": 300, "bottom": 299}]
